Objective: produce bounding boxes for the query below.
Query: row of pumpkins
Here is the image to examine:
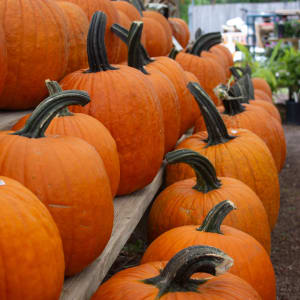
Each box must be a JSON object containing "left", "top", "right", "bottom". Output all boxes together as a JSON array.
[{"left": 0, "top": 1, "right": 285, "bottom": 299}]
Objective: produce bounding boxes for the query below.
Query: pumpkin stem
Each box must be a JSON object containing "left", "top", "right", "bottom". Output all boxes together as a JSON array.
[
  {"left": 111, "top": 22, "right": 154, "bottom": 65},
  {"left": 45, "top": 80, "right": 74, "bottom": 117},
  {"left": 229, "top": 74, "right": 254, "bottom": 103},
  {"left": 86, "top": 11, "right": 117, "bottom": 73},
  {"left": 168, "top": 47, "right": 179, "bottom": 59},
  {"left": 143, "top": 245, "right": 233, "bottom": 297},
  {"left": 128, "top": 22, "right": 148, "bottom": 75},
  {"left": 131, "top": 0, "right": 144, "bottom": 16},
  {"left": 188, "top": 82, "right": 235, "bottom": 146},
  {"left": 191, "top": 32, "right": 221, "bottom": 56},
  {"left": 12, "top": 90, "right": 90, "bottom": 139},
  {"left": 197, "top": 200, "right": 236, "bottom": 234},
  {"left": 215, "top": 84, "right": 246, "bottom": 115},
  {"left": 166, "top": 149, "right": 221, "bottom": 193}
]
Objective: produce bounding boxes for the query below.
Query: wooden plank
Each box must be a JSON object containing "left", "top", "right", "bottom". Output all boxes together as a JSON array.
[
  {"left": 0, "top": 110, "right": 32, "bottom": 130},
  {"left": 60, "top": 165, "right": 165, "bottom": 300}
]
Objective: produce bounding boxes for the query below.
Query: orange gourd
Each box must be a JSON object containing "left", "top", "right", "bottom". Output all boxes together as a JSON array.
[
  {"left": 92, "top": 245, "right": 261, "bottom": 300},
  {"left": 165, "top": 83, "right": 280, "bottom": 229},
  {"left": 148, "top": 149, "right": 271, "bottom": 252},
  {"left": 0, "top": 89, "right": 114, "bottom": 276},
  {"left": 0, "top": 176, "right": 65, "bottom": 300}
]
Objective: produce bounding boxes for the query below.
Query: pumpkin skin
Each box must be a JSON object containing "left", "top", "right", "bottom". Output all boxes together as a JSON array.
[
  {"left": 0, "top": 23, "right": 7, "bottom": 95},
  {"left": 212, "top": 44, "right": 234, "bottom": 69},
  {"left": 12, "top": 80, "right": 120, "bottom": 196},
  {"left": 61, "top": 12, "right": 164, "bottom": 195},
  {"left": 0, "top": 176, "right": 65, "bottom": 300},
  {"left": 0, "top": 0, "right": 68, "bottom": 109},
  {"left": 0, "top": 90, "right": 114, "bottom": 276},
  {"left": 56, "top": 1, "right": 89, "bottom": 75},
  {"left": 254, "top": 89, "right": 273, "bottom": 103},
  {"left": 92, "top": 246, "right": 261, "bottom": 300},
  {"left": 148, "top": 150, "right": 271, "bottom": 252},
  {"left": 112, "top": 1, "right": 142, "bottom": 22},
  {"left": 144, "top": 201, "right": 276, "bottom": 300},
  {"left": 57, "top": 0, "right": 121, "bottom": 63},
  {"left": 252, "top": 77, "right": 272, "bottom": 98},
  {"left": 249, "top": 99, "right": 281, "bottom": 122},
  {"left": 169, "top": 17, "right": 190, "bottom": 48},
  {"left": 166, "top": 83, "right": 280, "bottom": 229}
]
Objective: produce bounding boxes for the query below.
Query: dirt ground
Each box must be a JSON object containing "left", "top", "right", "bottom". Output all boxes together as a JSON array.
[{"left": 106, "top": 125, "right": 300, "bottom": 299}]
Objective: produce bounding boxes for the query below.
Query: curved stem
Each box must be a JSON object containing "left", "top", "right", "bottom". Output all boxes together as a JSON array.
[
  {"left": 86, "top": 11, "right": 117, "bottom": 73},
  {"left": 168, "top": 47, "right": 179, "bottom": 59},
  {"left": 230, "top": 66, "right": 242, "bottom": 80},
  {"left": 166, "top": 149, "right": 221, "bottom": 193},
  {"left": 131, "top": 0, "right": 144, "bottom": 16},
  {"left": 188, "top": 82, "right": 235, "bottom": 146},
  {"left": 45, "top": 80, "right": 73, "bottom": 117},
  {"left": 128, "top": 22, "right": 148, "bottom": 74},
  {"left": 197, "top": 200, "right": 236, "bottom": 234},
  {"left": 13, "top": 90, "right": 90, "bottom": 138},
  {"left": 229, "top": 74, "right": 254, "bottom": 103},
  {"left": 191, "top": 32, "right": 221, "bottom": 56},
  {"left": 143, "top": 245, "right": 233, "bottom": 297}
]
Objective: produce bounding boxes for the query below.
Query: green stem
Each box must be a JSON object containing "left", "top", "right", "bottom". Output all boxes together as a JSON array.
[
  {"left": 13, "top": 90, "right": 90, "bottom": 138},
  {"left": 191, "top": 32, "right": 221, "bottom": 56},
  {"left": 229, "top": 74, "right": 254, "bottom": 103},
  {"left": 166, "top": 149, "right": 221, "bottom": 193},
  {"left": 168, "top": 47, "right": 179, "bottom": 59},
  {"left": 143, "top": 245, "right": 233, "bottom": 298},
  {"left": 86, "top": 11, "right": 117, "bottom": 73},
  {"left": 187, "top": 82, "right": 235, "bottom": 146},
  {"left": 197, "top": 200, "right": 236, "bottom": 234}
]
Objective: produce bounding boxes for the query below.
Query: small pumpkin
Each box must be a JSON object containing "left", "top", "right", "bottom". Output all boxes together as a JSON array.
[
  {"left": 165, "top": 82, "right": 280, "bottom": 229},
  {"left": 0, "top": 89, "right": 114, "bottom": 276},
  {"left": 148, "top": 149, "right": 271, "bottom": 252},
  {"left": 144, "top": 200, "right": 276, "bottom": 300},
  {"left": 0, "top": 176, "right": 65, "bottom": 300},
  {"left": 92, "top": 245, "right": 261, "bottom": 300}
]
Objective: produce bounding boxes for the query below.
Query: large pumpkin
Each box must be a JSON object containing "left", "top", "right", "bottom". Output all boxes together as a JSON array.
[
  {"left": 12, "top": 80, "right": 120, "bottom": 196},
  {"left": 166, "top": 82, "right": 280, "bottom": 229},
  {"left": 60, "top": 12, "right": 164, "bottom": 195},
  {"left": 0, "top": 23, "right": 7, "bottom": 95},
  {"left": 92, "top": 245, "right": 261, "bottom": 300},
  {"left": 144, "top": 201, "right": 276, "bottom": 300},
  {"left": 56, "top": 1, "right": 89, "bottom": 75},
  {"left": 0, "top": 89, "right": 114, "bottom": 276},
  {"left": 148, "top": 149, "right": 271, "bottom": 252},
  {"left": 0, "top": 0, "right": 68, "bottom": 109},
  {"left": 0, "top": 176, "right": 65, "bottom": 300}
]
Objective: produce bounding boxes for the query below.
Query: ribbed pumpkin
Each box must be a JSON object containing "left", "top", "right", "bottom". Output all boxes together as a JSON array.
[
  {"left": 56, "top": 1, "right": 89, "bottom": 75},
  {"left": 144, "top": 201, "right": 276, "bottom": 300},
  {"left": 252, "top": 77, "right": 273, "bottom": 98},
  {"left": 126, "top": 22, "right": 180, "bottom": 153},
  {"left": 12, "top": 80, "right": 120, "bottom": 196},
  {"left": 165, "top": 83, "right": 280, "bottom": 229},
  {"left": 112, "top": 22, "right": 195, "bottom": 134},
  {"left": 143, "top": 10, "right": 173, "bottom": 54},
  {"left": 193, "top": 84, "right": 284, "bottom": 172},
  {"left": 148, "top": 149, "right": 271, "bottom": 252},
  {"left": 92, "top": 246, "right": 261, "bottom": 300},
  {"left": 211, "top": 43, "right": 234, "bottom": 69},
  {"left": 0, "top": 0, "right": 68, "bottom": 109},
  {"left": 112, "top": 0, "right": 142, "bottom": 22},
  {"left": 0, "top": 89, "right": 114, "bottom": 276},
  {"left": 254, "top": 88, "right": 273, "bottom": 103},
  {"left": 168, "top": 17, "right": 190, "bottom": 48},
  {"left": 0, "top": 23, "right": 7, "bottom": 95},
  {"left": 0, "top": 176, "right": 65, "bottom": 300},
  {"left": 60, "top": 12, "right": 164, "bottom": 195},
  {"left": 57, "top": 0, "right": 121, "bottom": 63}
]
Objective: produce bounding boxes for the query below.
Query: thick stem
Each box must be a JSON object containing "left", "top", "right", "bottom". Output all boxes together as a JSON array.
[
  {"left": 188, "top": 82, "right": 235, "bottom": 146},
  {"left": 166, "top": 149, "right": 221, "bottom": 193},
  {"left": 13, "top": 90, "right": 90, "bottom": 138},
  {"left": 230, "top": 67, "right": 242, "bottom": 80},
  {"left": 128, "top": 22, "right": 148, "bottom": 74},
  {"left": 168, "top": 47, "right": 179, "bottom": 59},
  {"left": 197, "top": 200, "right": 236, "bottom": 234},
  {"left": 86, "top": 11, "right": 117, "bottom": 73},
  {"left": 229, "top": 74, "right": 254, "bottom": 103},
  {"left": 191, "top": 32, "right": 221, "bottom": 56},
  {"left": 143, "top": 245, "right": 233, "bottom": 298},
  {"left": 45, "top": 80, "right": 73, "bottom": 117}
]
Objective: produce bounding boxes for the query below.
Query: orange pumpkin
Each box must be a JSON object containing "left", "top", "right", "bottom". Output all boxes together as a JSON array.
[
  {"left": 254, "top": 88, "right": 273, "bottom": 103},
  {"left": 148, "top": 149, "right": 271, "bottom": 252},
  {"left": 112, "top": 0, "right": 142, "bottom": 22},
  {"left": 60, "top": 12, "right": 164, "bottom": 195},
  {"left": 0, "top": 0, "right": 68, "bottom": 109},
  {"left": 144, "top": 201, "right": 276, "bottom": 300},
  {"left": 92, "top": 245, "right": 261, "bottom": 300},
  {"left": 12, "top": 80, "right": 120, "bottom": 196},
  {"left": 56, "top": 1, "right": 89, "bottom": 75},
  {"left": 212, "top": 43, "right": 234, "bottom": 69},
  {"left": 0, "top": 89, "right": 114, "bottom": 276},
  {"left": 166, "top": 83, "right": 280, "bottom": 229},
  {"left": 252, "top": 77, "right": 273, "bottom": 98},
  {"left": 0, "top": 23, "right": 7, "bottom": 95},
  {"left": 0, "top": 176, "right": 65, "bottom": 300},
  {"left": 168, "top": 17, "right": 190, "bottom": 48}
]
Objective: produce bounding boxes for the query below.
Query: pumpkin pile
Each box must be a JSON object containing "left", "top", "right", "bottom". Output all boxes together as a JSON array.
[{"left": 0, "top": 2, "right": 286, "bottom": 299}]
